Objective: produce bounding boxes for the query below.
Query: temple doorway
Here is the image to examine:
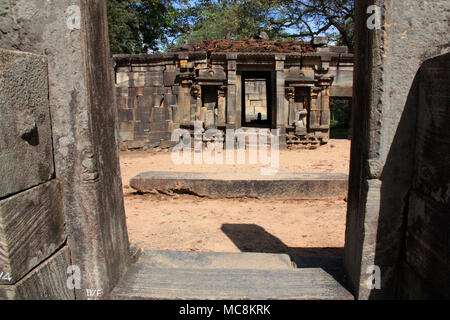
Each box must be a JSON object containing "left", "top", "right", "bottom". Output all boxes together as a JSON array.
[{"left": 241, "top": 71, "right": 273, "bottom": 128}]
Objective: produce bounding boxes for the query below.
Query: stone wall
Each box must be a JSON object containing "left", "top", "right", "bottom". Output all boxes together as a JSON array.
[
  {"left": 114, "top": 48, "right": 354, "bottom": 150},
  {"left": 0, "top": 49, "right": 72, "bottom": 299},
  {"left": 396, "top": 53, "right": 449, "bottom": 299},
  {"left": 0, "top": 0, "right": 130, "bottom": 299},
  {"left": 244, "top": 79, "right": 268, "bottom": 122},
  {"left": 345, "top": 0, "right": 450, "bottom": 299}
]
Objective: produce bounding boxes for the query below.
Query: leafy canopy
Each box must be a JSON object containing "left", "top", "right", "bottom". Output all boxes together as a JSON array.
[
  {"left": 107, "top": 0, "right": 181, "bottom": 54},
  {"left": 106, "top": 0, "right": 355, "bottom": 53}
]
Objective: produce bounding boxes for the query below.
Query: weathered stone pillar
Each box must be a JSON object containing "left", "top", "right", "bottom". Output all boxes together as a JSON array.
[
  {"left": 0, "top": 0, "right": 130, "bottom": 299},
  {"left": 177, "top": 84, "right": 192, "bottom": 126},
  {"left": 275, "top": 55, "right": 287, "bottom": 148},
  {"left": 345, "top": 0, "right": 450, "bottom": 300},
  {"left": 319, "top": 84, "right": 331, "bottom": 141},
  {"left": 348, "top": 99, "right": 353, "bottom": 140},
  {"left": 235, "top": 73, "right": 242, "bottom": 128},
  {"left": 286, "top": 87, "right": 295, "bottom": 125},
  {"left": 226, "top": 53, "right": 238, "bottom": 128},
  {"left": 217, "top": 86, "right": 227, "bottom": 127},
  {"left": 309, "top": 88, "right": 321, "bottom": 129},
  {"left": 190, "top": 85, "right": 201, "bottom": 123},
  {"left": 320, "top": 86, "right": 331, "bottom": 129}
]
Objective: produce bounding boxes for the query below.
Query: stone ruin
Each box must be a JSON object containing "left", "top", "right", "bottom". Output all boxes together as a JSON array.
[
  {"left": 114, "top": 38, "right": 354, "bottom": 150},
  {"left": 0, "top": 0, "right": 448, "bottom": 300}
]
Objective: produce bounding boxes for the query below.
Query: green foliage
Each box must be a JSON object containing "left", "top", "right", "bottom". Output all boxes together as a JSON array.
[
  {"left": 330, "top": 100, "right": 351, "bottom": 128},
  {"left": 330, "top": 100, "right": 351, "bottom": 139},
  {"left": 107, "top": 0, "right": 181, "bottom": 54},
  {"left": 175, "top": 0, "right": 290, "bottom": 45},
  {"left": 106, "top": 0, "right": 355, "bottom": 53},
  {"left": 273, "top": 0, "right": 355, "bottom": 50},
  {"left": 174, "top": 0, "right": 354, "bottom": 50}
]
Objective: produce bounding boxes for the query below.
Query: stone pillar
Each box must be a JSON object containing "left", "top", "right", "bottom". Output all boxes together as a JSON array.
[
  {"left": 320, "top": 86, "right": 331, "bottom": 128},
  {"left": 177, "top": 84, "right": 191, "bottom": 126},
  {"left": 286, "top": 87, "right": 295, "bottom": 125},
  {"left": 320, "top": 85, "right": 331, "bottom": 141},
  {"left": 235, "top": 73, "right": 242, "bottom": 128},
  {"left": 275, "top": 55, "right": 287, "bottom": 148},
  {"left": 0, "top": 0, "right": 130, "bottom": 299},
  {"left": 345, "top": 0, "right": 450, "bottom": 300},
  {"left": 309, "top": 88, "right": 321, "bottom": 129},
  {"left": 217, "top": 86, "right": 227, "bottom": 127},
  {"left": 226, "top": 53, "right": 237, "bottom": 128},
  {"left": 190, "top": 85, "right": 201, "bottom": 123},
  {"left": 348, "top": 99, "right": 353, "bottom": 140}
]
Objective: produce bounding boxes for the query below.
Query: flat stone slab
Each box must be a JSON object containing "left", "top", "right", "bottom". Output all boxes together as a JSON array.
[
  {"left": 110, "top": 250, "right": 353, "bottom": 300},
  {"left": 138, "top": 250, "right": 293, "bottom": 270},
  {"left": 110, "top": 266, "right": 353, "bottom": 300},
  {"left": 130, "top": 171, "right": 348, "bottom": 199}
]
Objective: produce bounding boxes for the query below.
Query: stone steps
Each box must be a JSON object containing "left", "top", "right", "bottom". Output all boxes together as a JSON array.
[
  {"left": 110, "top": 250, "right": 353, "bottom": 300},
  {"left": 135, "top": 250, "right": 294, "bottom": 270}
]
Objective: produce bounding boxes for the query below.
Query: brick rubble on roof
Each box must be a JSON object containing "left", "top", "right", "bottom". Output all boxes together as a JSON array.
[{"left": 171, "top": 39, "right": 316, "bottom": 53}]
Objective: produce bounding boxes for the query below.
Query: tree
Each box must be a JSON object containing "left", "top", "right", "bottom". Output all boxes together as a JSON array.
[
  {"left": 174, "top": 0, "right": 288, "bottom": 45},
  {"left": 106, "top": 0, "right": 355, "bottom": 53},
  {"left": 270, "top": 0, "right": 355, "bottom": 50},
  {"left": 107, "top": 0, "right": 181, "bottom": 54},
  {"left": 174, "top": 0, "right": 354, "bottom": 50}
]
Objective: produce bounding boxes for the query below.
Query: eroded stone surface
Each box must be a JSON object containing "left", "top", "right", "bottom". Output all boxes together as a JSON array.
[
  {"left": 0, "top": 49, "right": 54, "bottom": 198},
  {"left": 345, "top": 0, "right": 450, "bottom": 300},
  {"left": 130, "top": 171, "right": 349, "bottom": 199},
  {"left": 0, "top": 180, "right": 65, "bottom": 284},
  {"left": 0, "top": 247, "right": 74, "bottom": 300},
  {"left": 0, "top": 1, "right": 130, "bottom": 299}
]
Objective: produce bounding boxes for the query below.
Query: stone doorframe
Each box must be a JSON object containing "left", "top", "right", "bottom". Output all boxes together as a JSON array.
[
  {"left": 0, "top": 0, "right": 448, "bottom": 300},
  {"left": 240, "top": 71, "right": 274, "bottom": 129}
]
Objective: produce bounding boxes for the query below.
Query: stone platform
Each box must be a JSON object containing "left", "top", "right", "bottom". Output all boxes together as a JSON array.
[
  {"left": 130, "top": 171, "right": 348, "bottom": 199},
  {"left": 110, "top": 250, "right": 353, "bottom": 300}
]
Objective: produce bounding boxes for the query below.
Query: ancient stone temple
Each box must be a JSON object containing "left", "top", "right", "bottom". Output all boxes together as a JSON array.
[{"left": 114, "top": 38, "right": 354, "bottom": 150}]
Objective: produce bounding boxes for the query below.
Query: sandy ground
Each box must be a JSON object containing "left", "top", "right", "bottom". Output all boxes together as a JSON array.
[{"left": 120, "top": 139, "right": 351, "bottom": 258}]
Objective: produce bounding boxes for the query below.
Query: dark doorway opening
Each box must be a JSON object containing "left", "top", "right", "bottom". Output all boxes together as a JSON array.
[
  {"left": 330, "top": 98, "right": 352, "bottom": 139},
  {"left": 241, "top": 71, "right": 272, "bottom": 128}
]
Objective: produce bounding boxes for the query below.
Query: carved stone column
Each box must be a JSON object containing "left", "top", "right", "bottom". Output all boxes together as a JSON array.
[
  {"left": 285, "top": 87, "right": 295, "bottom": 125},
  {"left": 309, "top": 87, "right": 321, "bottom": 129},
  {"left": 226, "top": 53, "right": 237, "bottom": 128},
  {"left": 275, "top": 55, "right": 287, "bottom": 148},
  {"left": 190, "top": 84, "right": 202, "bottom": 123},
  {"left": 218, "top": 86, "right": 227, "bottom": 127},
  {"left": 317, "top": 78, "right": 332, "bottom": 131}
]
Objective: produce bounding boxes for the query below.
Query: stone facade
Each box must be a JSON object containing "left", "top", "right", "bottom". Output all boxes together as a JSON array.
[{"left": 114, "top": 43, "right": 354, "bottom": 150}]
